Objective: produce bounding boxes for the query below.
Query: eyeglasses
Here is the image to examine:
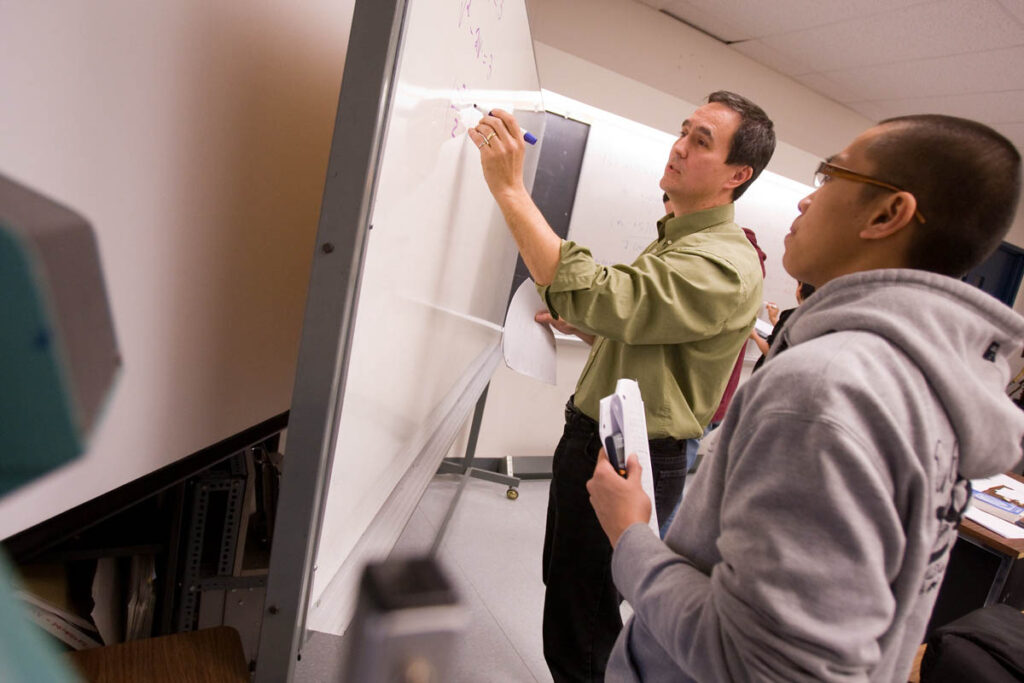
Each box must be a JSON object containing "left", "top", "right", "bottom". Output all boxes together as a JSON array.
[{"left": 814, "top": 161, "right": 926, "bottom": 224}]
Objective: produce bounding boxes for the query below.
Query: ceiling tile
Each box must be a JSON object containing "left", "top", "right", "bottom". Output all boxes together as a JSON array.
[
  {"left": 994, "top": 0, "right": 1024, "bottom": 25},
  {"left": 845, "top": 101, "right": 890, "bottom": 122},
  {"left": 758, "top": 0, "right": 1024, "bottom": 73},
  {"left": 653, "top": 0, "right": 755, "bottom": 41},
  {"left": 639, "top": 0, "right": 929, "bottom": 40},
  {"left": 821, "top": 45, "right": 1024, "bottom": 102},
  {"left": 731, "top": 39, "right": 813, "bottom": 75},
  {"left": 633, "top": 0, "right": 1024, "bottom": 156},
  {"left": 792, "top": 72, "right": 867, "bottom": 103}
]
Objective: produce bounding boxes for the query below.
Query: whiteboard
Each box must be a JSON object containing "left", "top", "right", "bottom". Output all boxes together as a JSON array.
[
  {"left": 312, "top": 0, "right": 543, "bottom": 609},
  {"left": 257, "top": 0, "right": 542, "bottom": 677},
  {"left": 564, "top": 100, "right": 814, "bottom": 311}
]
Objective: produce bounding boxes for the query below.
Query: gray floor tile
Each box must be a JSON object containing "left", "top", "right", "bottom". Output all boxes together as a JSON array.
[{"left": 299, "top": 474, "right": 553, "bottom": 682}]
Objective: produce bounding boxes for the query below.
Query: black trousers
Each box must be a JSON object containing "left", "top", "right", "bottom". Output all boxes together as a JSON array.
[{"left": 541, "top": 398, "right": 688, "bottom": 683}]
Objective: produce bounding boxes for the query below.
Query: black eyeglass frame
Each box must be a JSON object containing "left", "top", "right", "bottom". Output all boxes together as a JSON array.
[{"left": 814, "top": 161, "right": 926, "bottom": 224}]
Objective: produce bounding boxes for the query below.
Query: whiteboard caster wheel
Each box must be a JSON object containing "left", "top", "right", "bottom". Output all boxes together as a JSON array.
[{"left": 506, "top": 487, "right": 519, "bottom": 500}]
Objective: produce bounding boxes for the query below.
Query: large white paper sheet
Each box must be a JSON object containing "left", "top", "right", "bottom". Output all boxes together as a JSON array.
[
  {"left": 963, "top": 505, "right": 1024, "bottom": 539},
  {"left": 502, "top": 278, "right": 556, "bottom": 384}
]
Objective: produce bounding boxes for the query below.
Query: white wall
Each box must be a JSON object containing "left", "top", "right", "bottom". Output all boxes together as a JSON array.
[{"left": 0, "top": 1, "right": 355, "bottom": 538}]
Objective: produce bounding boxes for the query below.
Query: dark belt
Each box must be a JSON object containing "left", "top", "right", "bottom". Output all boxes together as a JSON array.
[
  {"left": 564, "top": 396, "right": 598, "bottom": 432},
  {"left": 564, "top": 396, "right": 687, "bottom": 448}
]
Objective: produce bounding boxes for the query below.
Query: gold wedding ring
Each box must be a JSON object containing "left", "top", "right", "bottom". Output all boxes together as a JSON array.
[{"left": 485, "top": 132, "right": 496, "bottom": 143}]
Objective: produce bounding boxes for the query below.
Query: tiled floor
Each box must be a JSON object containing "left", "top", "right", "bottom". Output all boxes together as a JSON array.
[
  {"left": 401, "top": 475, "right": 552, "bottom": 682},
  {"left": 298, "top": 474, "right": 553, "bottom": 682}
]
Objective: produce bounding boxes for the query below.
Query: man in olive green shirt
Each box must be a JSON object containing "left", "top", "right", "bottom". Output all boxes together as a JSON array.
[{"left": 471, "top": 91, "right": 774, "bottom": 683}]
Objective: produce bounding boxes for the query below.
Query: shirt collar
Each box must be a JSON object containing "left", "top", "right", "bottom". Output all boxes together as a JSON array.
[{"left": 657, "top": 203, "right": 735, "bottom": 242}]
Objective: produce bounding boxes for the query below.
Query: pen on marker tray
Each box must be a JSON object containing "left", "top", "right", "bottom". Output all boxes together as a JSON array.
[{"left": 472, "top": 104, "right": 537, "bottom": 144}]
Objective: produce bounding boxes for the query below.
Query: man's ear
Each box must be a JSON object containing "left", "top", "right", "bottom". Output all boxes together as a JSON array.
[
  {"left": 860, "top": 191, "right": 918, "bottom": 240},
  {"left": 724, "top": 165, "right": 753, "bottom": 191}
]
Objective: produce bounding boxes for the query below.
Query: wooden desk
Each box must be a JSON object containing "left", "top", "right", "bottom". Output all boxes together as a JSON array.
[
  {"left": 957, "top": 472, "right": 1024, "bottom": 606},
  {"left": 66, "top": 626, "right": 249, "bottom": 683}
]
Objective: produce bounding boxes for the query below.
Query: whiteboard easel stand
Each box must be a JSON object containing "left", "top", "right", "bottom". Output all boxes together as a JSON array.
[
  {"left": 253, "top": 0, "right": 411, "bottom": 679},
  {"left": 436, "top": 384, "right": 523, "bottom": 501}
]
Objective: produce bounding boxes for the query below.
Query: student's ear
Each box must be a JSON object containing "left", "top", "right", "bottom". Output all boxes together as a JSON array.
[
  {"left": 860, "top": 191, "right": 918, "bottom": 240},
  {"left": 725, "top": 165, "right": 753, "bottom": 191}
]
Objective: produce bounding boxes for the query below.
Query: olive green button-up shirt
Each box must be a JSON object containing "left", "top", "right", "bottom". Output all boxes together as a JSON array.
[{"left": 538, "top": 203, "right": 763, "bottom": 439}]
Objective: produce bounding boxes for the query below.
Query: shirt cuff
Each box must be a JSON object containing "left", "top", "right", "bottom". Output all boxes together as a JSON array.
[
  {"left": 550, "top": 240, "right": 602, "bottom": 291},
  {"left": 536, "top": 240, "right": 600, "bottom": 318}
]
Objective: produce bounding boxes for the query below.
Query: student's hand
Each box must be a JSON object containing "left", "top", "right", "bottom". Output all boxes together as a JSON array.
[
  {"left": 470, "top": 108, "right": 526, "bottom": 199},
  {"left": 535, "top": 310, "right": 595, "bottom": 346},
  {"left": 765, "top": 302, "right": 780, "bottom": 326},
  {"left": 749, "top": 328, "right": 770, "bottom": 355},
  {"left": 587, "top": 450, "right": 651, "bottom": 548}
]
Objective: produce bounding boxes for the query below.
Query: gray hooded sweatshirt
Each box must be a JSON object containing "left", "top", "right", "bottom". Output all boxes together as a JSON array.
[{"left": 607, "top": 269, "right": 1024, "bottom": 682}]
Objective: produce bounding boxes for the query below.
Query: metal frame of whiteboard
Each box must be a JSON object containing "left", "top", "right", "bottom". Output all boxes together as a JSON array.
[
  {"left": 253, "top": 0, "right": 542, "bottom": 677},
  {"left": 254, "top": 1, "right": 410, "bottom": 680}
]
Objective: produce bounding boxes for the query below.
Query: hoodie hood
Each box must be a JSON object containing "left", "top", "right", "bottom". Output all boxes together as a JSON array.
[{"left": 774, "top": 269, "right": 1024, "bottom": 478}]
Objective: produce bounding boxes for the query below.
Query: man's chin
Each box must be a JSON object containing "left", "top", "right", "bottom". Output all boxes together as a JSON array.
[{"left": 781, "top": 252, "right": 801, "bottom": 281}]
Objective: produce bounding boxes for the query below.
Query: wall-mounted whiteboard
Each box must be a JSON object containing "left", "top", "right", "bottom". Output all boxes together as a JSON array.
[
  {"left": 559, "top": 94, "right": 814, "bottom": 312},
  {"left": 257, "top": 0, "right": 542, "bottom": 678}
]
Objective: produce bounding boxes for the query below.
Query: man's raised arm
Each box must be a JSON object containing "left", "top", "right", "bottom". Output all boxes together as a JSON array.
[{"left": 470, "top": 108, "right": 561, "bottom": 286}]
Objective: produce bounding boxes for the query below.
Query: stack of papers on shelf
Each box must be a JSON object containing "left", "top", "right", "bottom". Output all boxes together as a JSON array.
[
  {"left": 965, "top": 474, "right": 1024, "bottom": 540},
  {"left": 125, "top": 555, "right": 156, "bottom": 641},
  {"left": 90, "top": 557, "right": 124, "bottom": 645}
]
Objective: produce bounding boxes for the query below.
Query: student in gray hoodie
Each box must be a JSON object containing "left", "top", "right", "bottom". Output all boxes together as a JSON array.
[{"left": 587, "top": 114, "right": 1024, "bottom": 682}]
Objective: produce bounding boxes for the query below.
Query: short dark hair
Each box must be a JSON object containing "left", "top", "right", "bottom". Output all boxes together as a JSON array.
[
  {"left": 865, "top": 115, "right": 1022, "bottom": 277},
  {"left": 707, "top": 91, "right": 776, "bottom": 200}
]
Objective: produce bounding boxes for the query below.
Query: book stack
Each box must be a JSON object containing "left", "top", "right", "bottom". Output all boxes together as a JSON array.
[{"left": 972, "top": 483, "right": 1024, "bottom": 528}]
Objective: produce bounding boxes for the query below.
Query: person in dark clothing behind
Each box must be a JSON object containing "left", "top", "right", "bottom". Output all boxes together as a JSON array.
[{"left": 750, "top": 280, "right": 815, "bottom": 372}]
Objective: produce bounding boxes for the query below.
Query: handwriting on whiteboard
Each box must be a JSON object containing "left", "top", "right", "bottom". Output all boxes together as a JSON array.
[
  {"left": 444, "top": 0, "right": 507, "bottom": 140},
  {"left": 457, "top": 0, "right": 501, "bottom": 79}
]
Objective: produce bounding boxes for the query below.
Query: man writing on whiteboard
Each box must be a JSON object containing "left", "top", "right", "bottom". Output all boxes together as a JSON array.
[{"left": 471, "top": 90, "right": 775, "bottom": 682}]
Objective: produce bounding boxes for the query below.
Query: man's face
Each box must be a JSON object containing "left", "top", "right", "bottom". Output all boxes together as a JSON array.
[
  {"left": 782, "top": 126, "right": 889, "bottom": 287},
  {"left": 659, "top": 102, "right": 743, "bottom": 208}
]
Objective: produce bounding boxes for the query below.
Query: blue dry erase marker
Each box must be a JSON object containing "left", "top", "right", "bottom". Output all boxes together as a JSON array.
[{"left": 472, "top": 104, "right": 537, "bottom": 144}]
